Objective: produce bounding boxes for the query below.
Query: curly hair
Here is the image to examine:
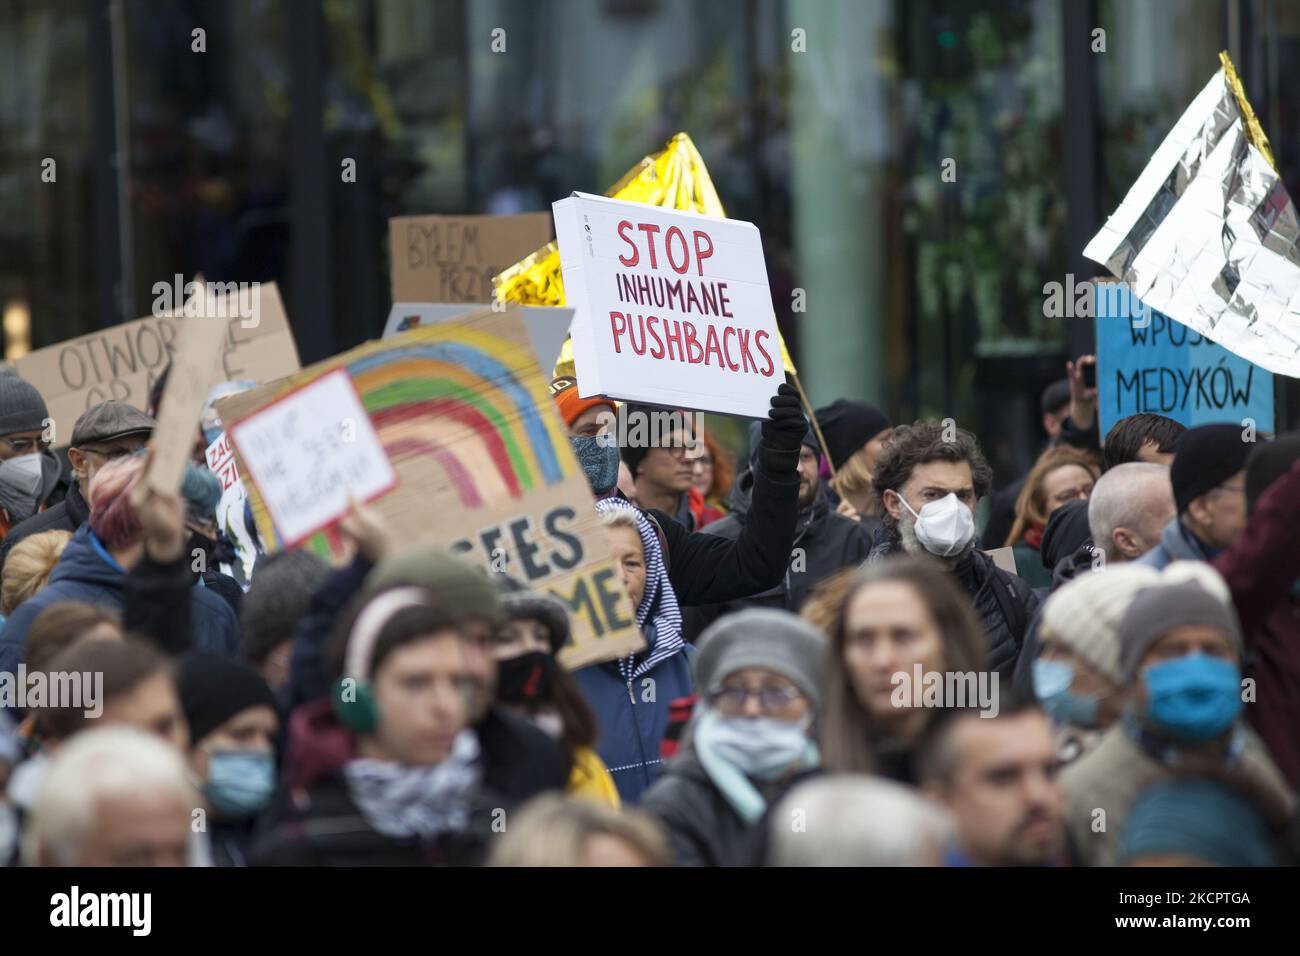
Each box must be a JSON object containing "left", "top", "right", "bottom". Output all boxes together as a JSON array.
[{"left": 871, "top": 422, "right": 993, "bottom": 533}]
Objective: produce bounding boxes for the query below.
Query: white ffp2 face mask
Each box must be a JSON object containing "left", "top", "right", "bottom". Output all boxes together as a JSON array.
[{"left": 897, "top": 492, "right": 976, "bottom": 557}]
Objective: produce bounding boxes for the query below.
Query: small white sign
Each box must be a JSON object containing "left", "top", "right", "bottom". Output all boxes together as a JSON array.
[
  {"left": 553, "top": 192, "right": 782, "bottom": 417},
  {"left": 229, "top": 369, "right": 397, "bottom": 548}
]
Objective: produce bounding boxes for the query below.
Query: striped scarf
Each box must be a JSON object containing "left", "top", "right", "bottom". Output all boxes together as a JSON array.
[{"left": 595, "top": 498, "right": 684, "bottom": 681}]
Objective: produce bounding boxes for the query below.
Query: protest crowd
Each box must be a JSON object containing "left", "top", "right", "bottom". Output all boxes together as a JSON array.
[
  {"left": 1, "top": 47, "right": 1298, "bottom": 871},
  {"left": 0, "top": 347, "right": 1296, "bottom": 869}
]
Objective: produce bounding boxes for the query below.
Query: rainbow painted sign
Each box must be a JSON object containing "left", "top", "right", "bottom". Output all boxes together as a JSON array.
[{"left": 219, "top": 305, "right": 644, "bottom": 668}]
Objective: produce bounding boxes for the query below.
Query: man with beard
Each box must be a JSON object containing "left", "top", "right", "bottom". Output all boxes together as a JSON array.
[
  {"left": 920, "top": 698, "right": 1067, "bottom": 867},
  {"left": 682, "top": 423, "right": 871, "bottom": 639},
  {"left": 868, "top": 421, "right": 1038, "bottom": 676}
]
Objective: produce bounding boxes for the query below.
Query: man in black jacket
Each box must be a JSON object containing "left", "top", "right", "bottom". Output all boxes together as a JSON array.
[
  {"left": 553, "top": 377, "right": 805, "bottom": 610},
  {"left": 0, "top": 401, "right": 154, "bottom": 571},
  {"left": 683, "top": 424, "right": 871, "bottom": 639},
  {"left": 869, "top": 421, "right": 1039, "bottom": 677},
  {"left": 0, "top": 372, "right": 66, "bottom": 527}
]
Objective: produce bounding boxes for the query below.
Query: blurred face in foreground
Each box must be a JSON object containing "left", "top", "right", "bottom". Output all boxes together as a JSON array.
[
  {"left": 929, "top": 711, "right": 1065, "bottom": 867},
  {"left": 843, "top": 580, "right": 944, "bottom": 726},
  {"left": 76, "top": 791, "right": 192, "bottom": 867},
  {"left": 362, "top": 631, "right": 475, "bottom": 766}
]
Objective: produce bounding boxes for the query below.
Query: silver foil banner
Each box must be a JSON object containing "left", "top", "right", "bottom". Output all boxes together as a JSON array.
[{"left": 1085, "top": 67, "right": 1300, "bottom": 378}]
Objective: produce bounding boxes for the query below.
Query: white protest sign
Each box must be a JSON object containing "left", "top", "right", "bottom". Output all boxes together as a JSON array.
[
  {"left": 228, "top": 369, "right": 397, "bottom": 548},
  {"left": 382, "top": 302, "right": 573, "bottom": 374},
  {"left": 552, "top": 192, "right": 782, "bottom": 416}
]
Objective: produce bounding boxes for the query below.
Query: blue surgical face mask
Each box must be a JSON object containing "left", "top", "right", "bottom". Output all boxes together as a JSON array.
[
  {"left": 1142, "top": 654, "right": 1242, "bottom": 743},
  {"left": 206, "top": 750, "right": 276, "bottom": 817},
  {"left": 570, "top": 435, "right": 620, "bottom": 494},
  {"left": 699, "top": 713, "right": 817, "bottom": 782},
  {"left": 1032, "top": 658, "right": 1100, "bottom": 729}
]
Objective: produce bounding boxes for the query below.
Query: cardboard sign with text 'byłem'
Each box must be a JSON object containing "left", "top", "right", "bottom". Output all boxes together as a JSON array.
[{"left": 389, "top": 212, "right": 553, "bottom": 304}]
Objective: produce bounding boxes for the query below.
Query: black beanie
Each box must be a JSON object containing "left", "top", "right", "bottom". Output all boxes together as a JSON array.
[
  {"left": 1039, "top": 498, "right": 1092, "bottom": 569},
  {"left": 814, "top": 399, "right": 891, "bottom": 470},
  {"left": 1170, "top": 424, "right": 1253, "bottom": 514},
  {"left": 1246, "top": 433, "right": 1300, "bottom": 514},
  {"left": 177, "top": 651, "right": 276, "bottom": 745},
  {"left": 0, "top": 373, "right": 49, "bottom": 436}
]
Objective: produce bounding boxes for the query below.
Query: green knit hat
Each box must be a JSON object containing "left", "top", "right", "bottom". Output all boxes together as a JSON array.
[{"left": 365, "top": 546, "right": 504, "bottom": 625}]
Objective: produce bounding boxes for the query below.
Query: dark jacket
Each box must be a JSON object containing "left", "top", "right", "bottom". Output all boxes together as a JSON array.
[
  {"left": 868, "top": 531, "right": 1038, "bottom": 677},
  {"left": 0, "top": 481, "right": 89, "bottom": 572},
  {"left": 573, "top": 638, "right": 695, "bottom": 805},
  {"left": 642, "top": 436, "right": 800, "bottom": 608},
  {"left": 252, "top": 699, "right": 499, "bottom": 866},
  {"left": 1211, "top": 460, "right": 1300, "bottom": 787},
  {"left": 640, "top": 748, "right": 813, "bottom": 867},
  {"left": 683, "top": 474, "right": 871, "bottom": 639},
  {"left": 280, "top": 554, "right": 569, "bottom": 807},
  {"left": 0, "top": 525, "right": 240, "bottom": 673}
]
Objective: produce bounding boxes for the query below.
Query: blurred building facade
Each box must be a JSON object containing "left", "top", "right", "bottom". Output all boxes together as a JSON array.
[{"left": 0, "top": 0, "right": 1295, "bottom": 480}]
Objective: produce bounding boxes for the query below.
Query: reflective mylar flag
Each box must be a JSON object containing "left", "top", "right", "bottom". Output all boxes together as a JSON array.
[{"left": 1084, "top": 52, "right": 1300, "bottom": 376}]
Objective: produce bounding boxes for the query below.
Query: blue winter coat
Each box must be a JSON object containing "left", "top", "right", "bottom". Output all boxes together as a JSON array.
[
  {"left": 574, "top": 638, "right": 695, "bottom": 805},
  {"left": 0, "top": 526, "right": 240, "bottom": 675}
]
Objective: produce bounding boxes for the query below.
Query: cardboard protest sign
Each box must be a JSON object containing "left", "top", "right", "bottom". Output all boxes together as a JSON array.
[
  {"left": 218, "top": 306, "right": 645, "bottom": 669},
  {"left": 15, "top": 283, "right": 299, "bottom": 445},
  {"left": 1095, "top": 282, "right": 1275, "bottom": 436},
  {"left": 389, "top": 213, "right": 553, "bottom": 304},
  {"left": 552, "top": 191, "right": 782, "bottom": 417},
  {"left": 382, "top": 302, "right": 573, "bottom": 375},
  {"left": 229, "top": 370, "right": 399, "bottom": 548},
  {"left": 145, "top": 307, "right": 230, "bottom": 493}
]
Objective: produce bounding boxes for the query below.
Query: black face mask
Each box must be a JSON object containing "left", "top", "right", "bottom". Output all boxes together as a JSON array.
[
  {"left": 187, "top": 530, "right": 232, "bottom": 573},
  {"left": 495, "top": 650, "right": 556, "bottom": 706}
]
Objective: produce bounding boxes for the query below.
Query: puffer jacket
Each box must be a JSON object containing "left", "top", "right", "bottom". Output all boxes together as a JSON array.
[
  {"left": 867, "top": 531, "right": 1038, "bottom": 678},
  {"left": 683, "top": 473, "right": 871, "bottom": 640},
  {"left": 0, "top": 525, "right": 240, "bottom": 675},
  {"left": 640, "top": 748, "right": 817, "bottom": 866}
]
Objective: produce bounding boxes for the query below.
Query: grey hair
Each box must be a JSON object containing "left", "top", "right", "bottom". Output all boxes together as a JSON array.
[
  {"left": 23, "top": 725, "right": 197, "bottom": 866},
  {"left": 1088, "top": 462, "right": 1173, "bottom": 559},
  {"left": 767, "top": 774, "right": 954, "bottom": 866},
  {"left": 600, "top": 508, "right": 641, "bottom": 535}
]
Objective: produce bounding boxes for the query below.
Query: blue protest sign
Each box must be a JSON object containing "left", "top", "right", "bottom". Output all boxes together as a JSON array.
[{"left": 1094, "top": 283, "right": 1275, "bottom": 437}]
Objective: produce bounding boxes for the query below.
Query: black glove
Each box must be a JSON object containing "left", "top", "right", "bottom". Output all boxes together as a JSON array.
[{"left": 759, "top": 382, "right": 807, "bottom": 454}]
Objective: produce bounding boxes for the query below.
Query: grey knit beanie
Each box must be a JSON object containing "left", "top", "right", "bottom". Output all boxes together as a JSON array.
[
  {"left": 693, "top": 608, "right": 827, "bottom": 712},
  {"left": 1118, "top": 579, "right": 1242, "bottom": 683},
  {"left": 0, "top": 373, "right": 49, "bottom": 436}
]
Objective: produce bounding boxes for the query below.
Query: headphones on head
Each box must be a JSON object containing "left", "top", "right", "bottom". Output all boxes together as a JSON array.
[{"left": 332, "top": 587, "right": 432, "bottom": 734}]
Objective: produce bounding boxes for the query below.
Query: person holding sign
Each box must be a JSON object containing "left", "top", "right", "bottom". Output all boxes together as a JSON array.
[
  {"left": 551, "top": 377, "right": 807, "bottom": 610},
  {"left": 0, "top": 454, "right": 240, "bottom": 677}
]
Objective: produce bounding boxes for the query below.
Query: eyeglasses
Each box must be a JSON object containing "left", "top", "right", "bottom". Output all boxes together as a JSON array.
[
  {"left": 712, "top": 684, "right": 804, "bottom": 714},
  {"left": 0, "top": 436, "right": 48, "bottom": 455}
]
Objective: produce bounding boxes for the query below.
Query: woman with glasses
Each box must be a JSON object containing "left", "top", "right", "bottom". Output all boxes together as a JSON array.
[{"left": 641, "top": 608, "right": 825, "bottom": 866}]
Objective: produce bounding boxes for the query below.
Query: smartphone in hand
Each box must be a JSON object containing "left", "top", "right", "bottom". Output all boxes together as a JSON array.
[{"left": 1082, "top": 360, "right": 1096, "bottom": 389}]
